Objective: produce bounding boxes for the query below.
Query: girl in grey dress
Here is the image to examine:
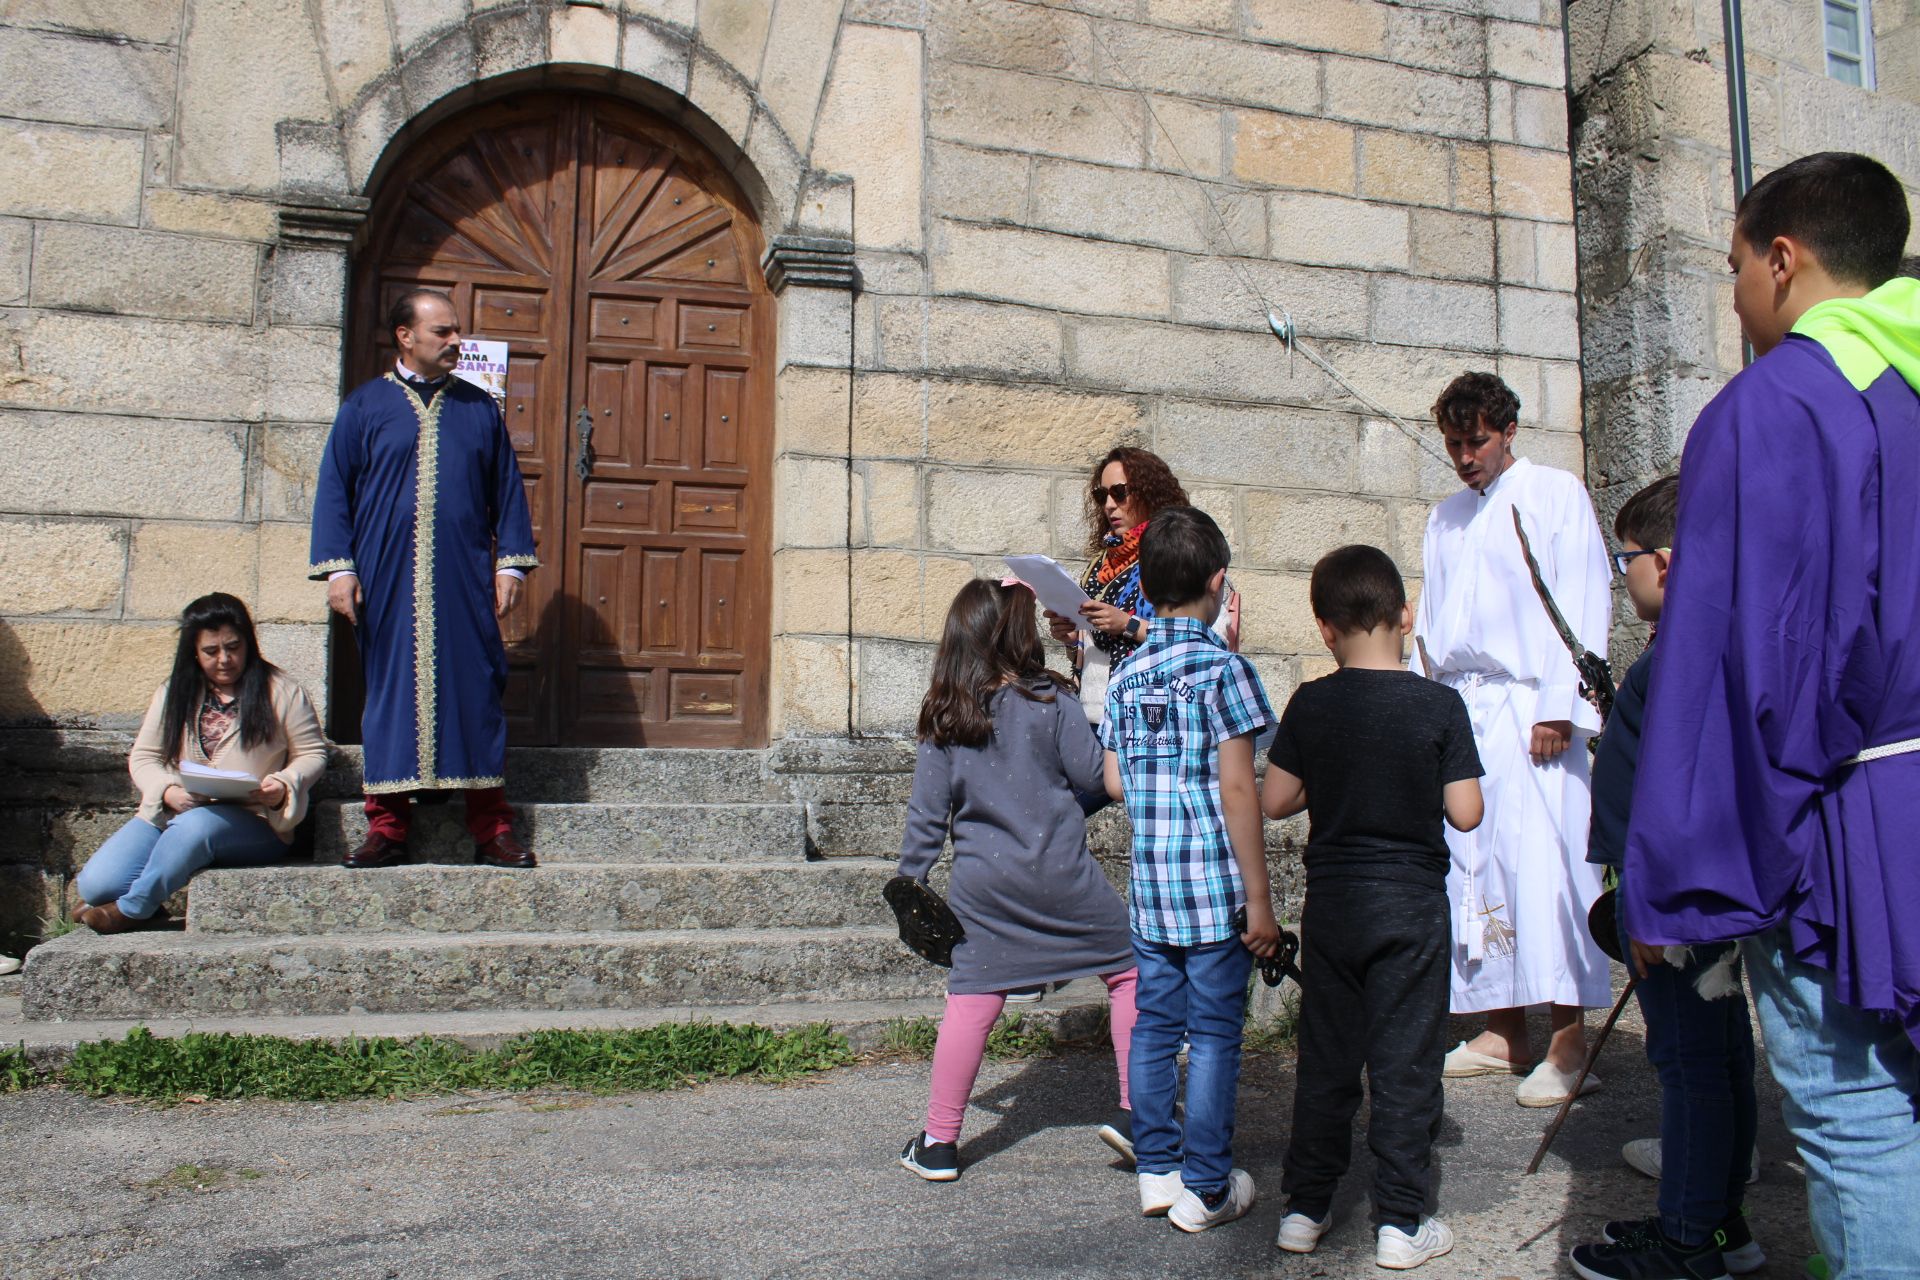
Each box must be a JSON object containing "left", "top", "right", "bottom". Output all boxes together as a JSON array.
[{"left": 898, "top": 579, "right": 1140, "bottom": 1182}]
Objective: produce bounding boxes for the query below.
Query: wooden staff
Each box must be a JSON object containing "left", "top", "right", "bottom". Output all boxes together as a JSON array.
[{"left": 1524, "top": 976, "right": 1638, "bottom": 1175}]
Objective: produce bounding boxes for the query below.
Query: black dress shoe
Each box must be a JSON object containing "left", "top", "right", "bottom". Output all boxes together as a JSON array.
[
  {"left": 475, "top": 831, "right": 536, "bottom": 868},
  {"left": 343, "top": 832, "right": 409, "bottom": 868}
]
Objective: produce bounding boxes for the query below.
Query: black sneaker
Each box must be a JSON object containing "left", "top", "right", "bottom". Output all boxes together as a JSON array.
[
  {"left": 900, "top": 1132, "right": 959, "bottom": 1182},
  {"left": 1605, "top": 1214, "right": 1765, "bottom": 1275},
  {"left": 1714, "top": 1211, "right": 1767, "bottom": 1274},
  {"left": 1572, "top": 1219, "right": 1731, "bottom": 1280},
  {"left": 1097, "top": 1108, "right": 1134, "bottom": 1164}
]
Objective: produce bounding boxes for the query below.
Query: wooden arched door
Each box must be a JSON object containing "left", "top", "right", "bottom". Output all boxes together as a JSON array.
[{"left": 347, "top": 93, "right": 774, "bottom": 748}]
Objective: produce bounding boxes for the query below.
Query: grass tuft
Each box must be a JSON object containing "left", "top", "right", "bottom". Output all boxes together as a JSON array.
[
  {"left": 872, "top": 1012, "right": 1059, "bottom": 1061},
  {"left": 875, "top": 1017, "right": 941, "bottom": 1058},
  {"left": 1243, "top": 987, "right": 1302, "bottom": 1055},
  {"left": 984, "top": 1012, "right": 1056, "bottom": 1059},
  {"left": 1, "top": 1045, "right": 35, "bottom": 1092},
  {"left": 57, "top": 1022, "right": 853, "bottom": 1103}
]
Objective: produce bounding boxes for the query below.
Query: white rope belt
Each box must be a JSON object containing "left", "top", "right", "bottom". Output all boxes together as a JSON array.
[{"left": 1844, "top": 737, "right": 1920, "bottom": 765}]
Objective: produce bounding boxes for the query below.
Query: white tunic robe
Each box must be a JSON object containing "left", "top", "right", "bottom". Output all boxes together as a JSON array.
[{"left": 1415, "top": 457, "right": 1614, "bottom": 1012}]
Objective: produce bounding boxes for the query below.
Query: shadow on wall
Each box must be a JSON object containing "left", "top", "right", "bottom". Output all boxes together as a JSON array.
[{"left": 0, "top": 618, "right": 63, "bottom": 956}]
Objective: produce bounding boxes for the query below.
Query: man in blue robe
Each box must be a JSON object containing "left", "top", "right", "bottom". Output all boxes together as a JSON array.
[
  {"left": 1623, "top": 153, "right": 1920, "bottom": 1279},
  {"left": 309, "top": 289, "right": 540, "bottom": 868}
]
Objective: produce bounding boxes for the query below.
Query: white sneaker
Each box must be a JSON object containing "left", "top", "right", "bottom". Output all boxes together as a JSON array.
[
  {"left": 1622, "top": 1138, "right": 1761, "bottom": 1184},
  {"left": 1169, "top": 1168, "right": 1256, "bottom": 1233},
  {"left": 1138, "top": 1170, "right": 1182, "bottom": 1217},
  {"left": 1516, "top": 1060, "right": 1603, "bottom": 1107},
  {"left": 1276, "top": 1209, "right": 1333, "bottom": 1253},
  {"left": 1376, "top": 1218, "right": 1454, "bottom": 1269},
  {"left": 0, "top": 954, "right": 20, "bottom": 977}
]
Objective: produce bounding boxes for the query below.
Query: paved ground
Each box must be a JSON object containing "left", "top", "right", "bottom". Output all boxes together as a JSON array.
[{"left": 0, "top": 997, "right": 1813, "bottom": 1280}]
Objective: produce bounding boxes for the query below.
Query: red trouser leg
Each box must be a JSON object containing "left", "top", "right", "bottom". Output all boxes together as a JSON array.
[
  {"left": 464, "top": 787, "right": 513, "bottom": 842},
  {"left": 364, "top": 793, "right": 410, "bottom": 841}
]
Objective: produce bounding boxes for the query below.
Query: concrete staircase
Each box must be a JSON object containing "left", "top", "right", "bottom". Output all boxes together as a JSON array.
[{"left": 19, "top": 744, "right": 983, "bottom": 1033}]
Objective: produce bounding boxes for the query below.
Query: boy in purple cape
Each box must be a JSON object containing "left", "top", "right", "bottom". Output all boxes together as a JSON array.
[{"left": 1624, "top": 151, "right": 1920, "bottom": 1278}]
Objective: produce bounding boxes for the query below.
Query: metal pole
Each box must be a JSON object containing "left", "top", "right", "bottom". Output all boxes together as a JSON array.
[
  {"left": 1723, "top": 0, "right": 1756, "bottom": 364},
  {"left": 1722, "top": 0, "right": 1755, "bottom": 202},
  {"left": 1526, "top": 977, "right": 1638, "bottom": 1174}
]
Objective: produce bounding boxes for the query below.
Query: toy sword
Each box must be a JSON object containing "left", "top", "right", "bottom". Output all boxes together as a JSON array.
[{"left": 1510, "top": 507, "right": 1615, "bottom": 722}]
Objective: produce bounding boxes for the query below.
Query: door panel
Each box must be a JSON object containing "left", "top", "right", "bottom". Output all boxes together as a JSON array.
[{"left": 347, "top": 93, "right": 772, "bottom": 748}]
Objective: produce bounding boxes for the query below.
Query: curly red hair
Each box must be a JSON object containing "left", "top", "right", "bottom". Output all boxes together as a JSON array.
[{"left": 1085, "top": 447, "right": 1188, "bottom": 551}]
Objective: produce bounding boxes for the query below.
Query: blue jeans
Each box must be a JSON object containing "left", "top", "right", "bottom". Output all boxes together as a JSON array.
[
  {"left": 1618, "top": 887, "right": 1757, "bottom": 1245},
  {"left": 1744, "top": 928, "right": 1920, "bottom": 1279},
  {"left": 1130, "top": 934, "right": 1254, "bottom": 1196},
  {"left": 76, "top": 809, "right": 285, "bottom": 919}
]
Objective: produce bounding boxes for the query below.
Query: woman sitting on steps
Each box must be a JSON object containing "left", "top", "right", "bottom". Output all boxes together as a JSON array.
[{"left": 72, "top": 593, "right": 328, "bottom": 933}]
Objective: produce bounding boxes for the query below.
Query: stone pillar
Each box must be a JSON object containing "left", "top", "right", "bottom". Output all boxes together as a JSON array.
[
  {"left": 1567, "top": 5, "right": 1741, "bottom": 521},
  {"left": 1567, "top": 0, "right": 1920, "bottom": 658},
  {"left": 763, "top": 236, "right": 860, "bottom": 740},
  {"left": 260, "top": 196, "right": 369, "bottom": 723}
]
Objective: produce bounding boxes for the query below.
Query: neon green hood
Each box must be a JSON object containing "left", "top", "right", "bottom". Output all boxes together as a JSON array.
[{"left": 1792, "top": 276, "right": 1920, "bottom": 392}]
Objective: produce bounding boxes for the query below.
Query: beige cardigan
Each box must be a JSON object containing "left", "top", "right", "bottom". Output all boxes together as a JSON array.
[{"left": 129, "top": 673, "right": 330, "bottom": 841}]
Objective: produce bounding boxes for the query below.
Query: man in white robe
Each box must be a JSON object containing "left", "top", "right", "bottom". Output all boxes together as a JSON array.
[{"left": 1414, "top": 372, "right": 1613, "bottom": 1107}]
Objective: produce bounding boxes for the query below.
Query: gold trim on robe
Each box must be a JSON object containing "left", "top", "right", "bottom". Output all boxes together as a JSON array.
[{"left": 388, "top": 372, "right": 457, "bottom": 792}]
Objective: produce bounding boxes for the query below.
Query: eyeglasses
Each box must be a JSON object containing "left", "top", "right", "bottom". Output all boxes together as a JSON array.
[
  {"left": 1093, "top": 483, "right": 1130, "bottom": 505},
  {"left": 1610, "top": 548, "right": 1667, "bottom": 575}
]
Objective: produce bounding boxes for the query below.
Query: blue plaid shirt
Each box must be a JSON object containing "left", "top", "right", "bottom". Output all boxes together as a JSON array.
[{"left": 1100, "top": 617, "right": 1275, "bottom": 945}]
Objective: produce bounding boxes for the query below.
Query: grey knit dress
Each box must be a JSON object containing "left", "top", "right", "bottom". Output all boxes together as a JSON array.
[{"left": 897, "top": 682, "right": 1135, "bottom": 995}]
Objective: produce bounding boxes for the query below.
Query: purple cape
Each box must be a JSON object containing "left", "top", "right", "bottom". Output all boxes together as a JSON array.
[{"left": 1624, "top": 335, "right": 1920, "bottom": 1048}]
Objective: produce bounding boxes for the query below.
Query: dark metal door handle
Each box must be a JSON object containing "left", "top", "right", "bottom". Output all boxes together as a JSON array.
[{"left": 574, "top": 403, "right": 593, "bottom": 480}]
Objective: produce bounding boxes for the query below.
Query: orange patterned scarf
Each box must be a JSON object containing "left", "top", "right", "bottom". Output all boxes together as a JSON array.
[{"left": 1094, "top": 520, "right": 1148, "bottom": 587}]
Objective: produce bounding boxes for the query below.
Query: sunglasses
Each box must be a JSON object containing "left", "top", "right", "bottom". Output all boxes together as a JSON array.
[{"left": 1093, "top": 483, "right": 1131, "bottom": 505}]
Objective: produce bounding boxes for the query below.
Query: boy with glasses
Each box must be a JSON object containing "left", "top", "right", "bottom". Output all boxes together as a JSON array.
[{"left": 1570, "top": 474, "right": 1765, "bottom": 1280}]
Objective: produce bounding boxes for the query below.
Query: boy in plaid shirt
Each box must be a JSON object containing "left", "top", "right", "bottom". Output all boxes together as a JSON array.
[{"left": 1101, "top": 506, "right": 1279, "bottom": 1234}]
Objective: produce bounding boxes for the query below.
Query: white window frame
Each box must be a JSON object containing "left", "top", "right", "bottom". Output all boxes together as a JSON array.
[{"left": 1824, "top": 0, "right": 1877, "bottom": 90}]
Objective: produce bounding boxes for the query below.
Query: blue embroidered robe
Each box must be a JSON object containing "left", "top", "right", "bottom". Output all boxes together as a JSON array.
[{"left": 309, "top": 374, "right": 538, "bottom": 793}]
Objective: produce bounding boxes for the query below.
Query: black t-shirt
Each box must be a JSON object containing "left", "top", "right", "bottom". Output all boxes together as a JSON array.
[{"left": 1267, "top": 667, "right": 1483, "bottom": 889}]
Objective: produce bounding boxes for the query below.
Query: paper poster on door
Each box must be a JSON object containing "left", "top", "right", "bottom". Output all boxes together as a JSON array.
[{"left": 454, "top": 339, "right": 509, "bottom": 411}]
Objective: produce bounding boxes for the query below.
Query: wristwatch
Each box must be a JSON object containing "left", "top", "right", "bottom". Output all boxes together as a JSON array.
[{"left": 1123, "top": 616, "right": 1145, "bottom": 643}]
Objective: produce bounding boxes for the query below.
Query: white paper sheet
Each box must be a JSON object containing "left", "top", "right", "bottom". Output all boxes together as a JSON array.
[
  {"left": 1002, "top": 554, "right": 1094, "bottom": 621},
  {"left": 179, "top": 760, "right": 263, "bottom": 801}
]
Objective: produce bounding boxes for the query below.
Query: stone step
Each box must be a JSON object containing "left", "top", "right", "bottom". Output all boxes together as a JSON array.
[
  {"left": 186, "top": 862, "right": 894, "bottom": 936},
  {"left": 0, "top": 978, "right": 1116, "bottom": 1068},
  {"left": 312, "top": 799, "right": 808, "bottom": 863},
  {"left": 317, "top": 746, "right": 779, "bottom": 804},
  {"left": 22, "top": 925, "right": 945, "bottom": 1020}
]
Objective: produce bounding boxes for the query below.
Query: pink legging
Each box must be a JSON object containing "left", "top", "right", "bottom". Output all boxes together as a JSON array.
[{"left": 923, "top": 968, "right": 1139, "bottom": 1144}]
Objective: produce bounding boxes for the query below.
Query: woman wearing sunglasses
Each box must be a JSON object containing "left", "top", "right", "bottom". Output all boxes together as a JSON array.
[{"left": 1047, "top": 448, "right": 1233, "bottom": 705}]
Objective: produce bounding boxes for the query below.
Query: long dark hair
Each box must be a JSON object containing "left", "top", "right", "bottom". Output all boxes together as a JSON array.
[
  {"left": 917, "top": 580, "right": 1069, "bottom": 748},
  {"left": 158, "top": 593, "right": 282, "bottom": 767},
  {"left": 1085, "top": 446, "right": 1188, "bottom": 551}
]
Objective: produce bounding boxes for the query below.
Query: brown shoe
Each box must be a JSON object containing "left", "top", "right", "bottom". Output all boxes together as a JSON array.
[
  {"left": 344, "top": 832, "right": 409, "bottom": 868},
  {"left": 75, "top": 901, "right": 162, "bottom": 934},
  {"left": 475, "top": 831, "right": 536, "bottom": 868}
]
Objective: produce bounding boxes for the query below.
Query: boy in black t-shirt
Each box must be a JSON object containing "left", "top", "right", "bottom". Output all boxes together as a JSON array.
[{"left": 1260, "top": 544, "right": 1484, "bottom": 1269}]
